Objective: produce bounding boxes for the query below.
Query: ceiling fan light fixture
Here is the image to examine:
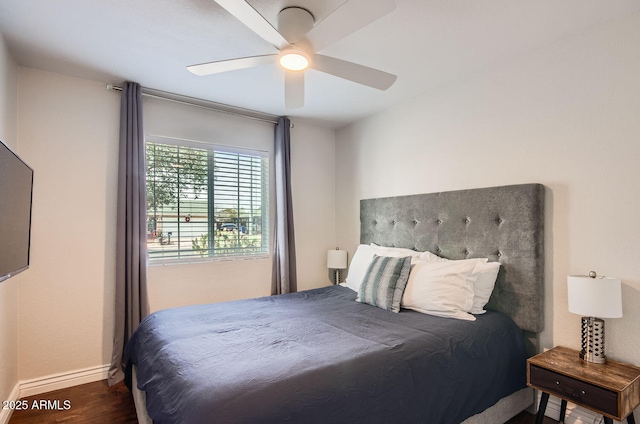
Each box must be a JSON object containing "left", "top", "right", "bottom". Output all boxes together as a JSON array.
[{"left": 279, "top": 49, "right": 310, "bottom": 72}]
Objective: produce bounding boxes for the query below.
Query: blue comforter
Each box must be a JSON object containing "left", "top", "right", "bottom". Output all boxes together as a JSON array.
[{"left": 126, "top": 286, "right": 528, "bottom": 424}]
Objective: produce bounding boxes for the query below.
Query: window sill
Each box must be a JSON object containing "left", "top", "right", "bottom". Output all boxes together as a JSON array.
[{"left": 148, "top": 254, "right": 270, "bottom": 267}]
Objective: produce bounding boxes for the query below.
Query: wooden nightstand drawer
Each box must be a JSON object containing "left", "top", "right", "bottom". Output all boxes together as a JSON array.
[
  {"left": 528, "top": 347, "right": 640, "bottom": 423},
  {"left": 530, "top": 364, "right": 619, "bottom": 417}
]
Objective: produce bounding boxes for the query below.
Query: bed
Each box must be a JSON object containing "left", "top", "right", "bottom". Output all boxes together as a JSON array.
[{"left": 126, "top": 183, "right": 545, "bottom": 424}]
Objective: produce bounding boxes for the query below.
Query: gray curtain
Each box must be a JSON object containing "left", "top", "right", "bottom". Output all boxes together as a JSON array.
[
  {"left": 108, "top": 81, "right": 149, "bottom": 386},
  {"left": 271, "top": 117, "right": 297, "bottom": 295}
]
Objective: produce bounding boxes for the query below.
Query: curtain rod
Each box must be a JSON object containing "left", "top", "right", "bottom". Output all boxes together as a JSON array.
[{"left": 106, "top": 84, "right": 280, "bottom": 125}]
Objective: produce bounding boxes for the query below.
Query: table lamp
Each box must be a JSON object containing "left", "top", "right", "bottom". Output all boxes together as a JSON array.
[
  {"left": 327, "top": 248, "right": 347, "bottom": 285},
  {"left": 567, "top": 271, "right": 622, "bottom": 364}
]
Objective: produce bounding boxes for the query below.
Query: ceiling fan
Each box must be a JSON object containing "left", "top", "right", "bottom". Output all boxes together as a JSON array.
[{"left": 187, "top": 0, "right": 397, "bottom": 109}]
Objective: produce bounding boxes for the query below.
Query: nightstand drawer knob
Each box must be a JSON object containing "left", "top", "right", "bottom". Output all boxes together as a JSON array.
[
  {"left": 556, "top": 381, "right": 560, "bottom": 385},
  {"left": 581, "top": 390, "right": 586, "bottom": 395}
]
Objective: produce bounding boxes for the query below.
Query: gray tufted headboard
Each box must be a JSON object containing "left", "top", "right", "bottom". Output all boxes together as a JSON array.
[{"left": 360, "top": 184, "right": 545, "bottom": 352}]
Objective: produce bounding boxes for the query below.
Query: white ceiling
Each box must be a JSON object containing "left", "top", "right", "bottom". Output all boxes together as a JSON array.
[{"left": 1, "top": 0, "right": 639, "bottom": 128}]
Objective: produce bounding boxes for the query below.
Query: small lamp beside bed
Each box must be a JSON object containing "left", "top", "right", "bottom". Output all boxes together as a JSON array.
[
  {"left": 567, "top": 271, "right": 623, "bottom": 364},
  {"left": 327, "top": 248, "right": 348, "bottom": 285}
]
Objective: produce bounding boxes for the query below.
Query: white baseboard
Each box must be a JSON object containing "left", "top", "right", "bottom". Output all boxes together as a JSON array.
[
  {"left": 544, "top": 395, "right": 598, "bottom": 424},
  {"left": 0, "top": 364, "right": 110, "bottom": 424},
  {"left": 539, "top": 392, "right": 629, "bottom": 424},
  {"left": 0, "top": 382, "right": 21, "bottom": 424},
  {"left": 19, "top": 364, "right": 110, "bottom": 398}
]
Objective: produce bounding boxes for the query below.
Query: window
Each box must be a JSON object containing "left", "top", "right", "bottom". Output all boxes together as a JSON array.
[{"left": 145, "top": 137, "right": 269, "bottom": 263}]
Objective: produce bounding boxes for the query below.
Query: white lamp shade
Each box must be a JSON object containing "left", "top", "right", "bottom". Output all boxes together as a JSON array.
[
  {"left": 327, "top": 250, "right": 347, "bottom": 269},
  {"left": 567, "top": 275, "right": 623, "bottom": 318}
]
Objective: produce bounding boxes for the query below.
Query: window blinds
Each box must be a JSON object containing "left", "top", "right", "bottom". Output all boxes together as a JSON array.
[{"left": 145, "top": 138, "right": 269, "bottom": 263}]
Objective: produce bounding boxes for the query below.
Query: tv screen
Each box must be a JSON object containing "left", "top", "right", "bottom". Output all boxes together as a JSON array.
[{"left": 0, "top": 139, "right": 33, "bottom": 283}]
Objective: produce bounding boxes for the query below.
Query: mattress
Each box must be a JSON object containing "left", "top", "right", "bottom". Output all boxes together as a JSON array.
[{"left": 126, "top": 285, "right": 528, "bottom": 424}]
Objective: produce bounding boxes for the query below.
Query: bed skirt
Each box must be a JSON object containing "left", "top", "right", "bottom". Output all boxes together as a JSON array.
[{"left": 132, "top": 365, "right": 533, "bottom": 424}]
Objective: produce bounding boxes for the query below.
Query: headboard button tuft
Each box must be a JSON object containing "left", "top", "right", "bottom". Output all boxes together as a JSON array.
[
  {"left": 464, "top": 218, "right": 470, "bottom": 224},
  {"left": 436, "top": 219, "right": 442, "bottom": 224}
]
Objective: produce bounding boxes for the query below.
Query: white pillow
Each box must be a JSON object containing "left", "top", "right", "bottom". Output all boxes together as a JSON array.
[
  {"left": 418, "top": 251, "right": 500, "bottom": 315},
  {"left": 401, "top": 259, "right": 477, "bottom": 321},
  {"left": 371, "top": 243, "right": 422, "bottom": 256},
  {"left": 370, "top": 243, "right": 423, "bottom": 264},
  {"left": 419, "top": 251, "right": 448, "bottom": 262},
  {"left": 469, "top": 262, "right": 501, "bottom": 314},
  {"left": 345, "top": 244, "right": 377, "bottom": 292},
  {"left": 418, "top": 251, "right": 487, "bottom": 266}
]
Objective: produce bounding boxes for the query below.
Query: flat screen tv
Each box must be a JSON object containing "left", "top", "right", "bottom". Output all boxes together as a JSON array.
[{"left": 0, "top": 139, "right": 33, "bottom": 283}]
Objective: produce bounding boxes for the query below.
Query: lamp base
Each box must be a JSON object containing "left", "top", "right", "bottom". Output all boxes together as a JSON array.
[
  {"left": 579, "top": 316, "right": 607, "bottom": 364},
  {"left": 333, "top": 269, "right": 342, "bottom": 285}
]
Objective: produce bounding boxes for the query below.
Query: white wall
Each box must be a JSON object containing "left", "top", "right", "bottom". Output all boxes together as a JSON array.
[
  {"left": 145, "top": 98, "right": 336, "bottom": 311},
  {"left": 16, "top": 68, "right": 120, "bottom": 380},
  {"left": 0, "top": 32, "right": 19, "bottom": 414},
  {"left": 289, "top": 121, "right": 336, "bottom": 289},
  {"left": 0, "top": 35, "right": 17, "bottom": 144},
  {"left": 336, "top": 10, "right": 640, "bottom": 369}
]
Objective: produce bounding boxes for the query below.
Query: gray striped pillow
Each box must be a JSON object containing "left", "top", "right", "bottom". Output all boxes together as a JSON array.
[{"left": 357, "top": 255, "right": 412, "bottom": 312}]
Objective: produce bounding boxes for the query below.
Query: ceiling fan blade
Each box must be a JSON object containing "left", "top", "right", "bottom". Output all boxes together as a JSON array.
[
  {"left": 285, "top": 72, "right": 305, "bottom": 109},
  {"left": 312, "top": 55, "right": 396, "bottom": 90},
  {"left": 187, "top": 55, "right": 277, "bottom": 76},
  {"left": 213, "top": 0, "right": 289, "bottom": 50},
  {"left": 305, "top": 0, "right": 396, "bottom": 52}
]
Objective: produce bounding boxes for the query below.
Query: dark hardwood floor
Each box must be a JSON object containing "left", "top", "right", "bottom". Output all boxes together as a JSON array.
[
  {"left": 8, "top": 380, "right": 137, "bottom": 424},
  {"left": 507, "top": 412, "right": 558, "bottom": 424},
  {"left": 8, "top": 379, "right": 557, "bottom": 423}
]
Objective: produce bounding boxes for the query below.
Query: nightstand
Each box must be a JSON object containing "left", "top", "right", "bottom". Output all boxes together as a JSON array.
[{"left": 527, "top": 346, "right": 640, "bottom": 424}]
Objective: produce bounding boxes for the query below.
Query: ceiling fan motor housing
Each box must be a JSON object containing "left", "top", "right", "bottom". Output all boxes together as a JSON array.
[{"left": 278, "top": 7, "right": 315, "bottom": 44}]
